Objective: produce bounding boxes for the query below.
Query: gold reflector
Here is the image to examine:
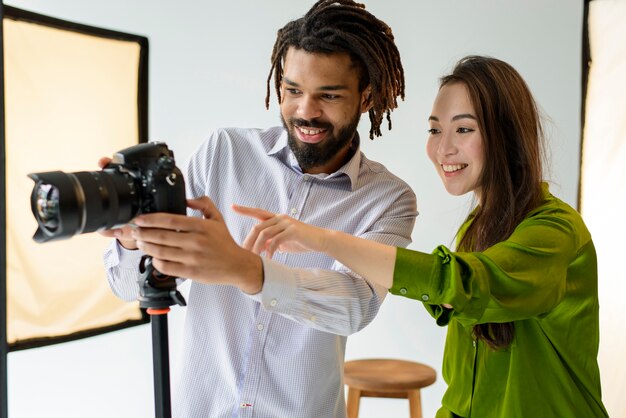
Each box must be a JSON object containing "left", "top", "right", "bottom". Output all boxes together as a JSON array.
[{"left": 4, "top": 11, "right": 146, "bottom": 349}]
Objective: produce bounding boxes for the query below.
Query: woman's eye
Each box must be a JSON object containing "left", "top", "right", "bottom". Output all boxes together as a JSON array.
[
  {"left": 427, "top": 128, "right": 440, "bottom": 135},
  {"left": 457, "top": 127, "right": 474, "bottom": 134}
]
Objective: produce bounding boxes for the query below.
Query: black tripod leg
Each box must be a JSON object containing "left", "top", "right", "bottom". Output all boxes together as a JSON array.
[{"left": 150, "top": 309, "right": 172, "bottom": 418}]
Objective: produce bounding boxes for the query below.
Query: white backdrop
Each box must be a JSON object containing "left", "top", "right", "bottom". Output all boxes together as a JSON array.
[
  {"left": 5, "top": 1, "right": 592, "bottom": 417},
  {"left": 581, "top": 1, "right": 626, "bottom": 416}
]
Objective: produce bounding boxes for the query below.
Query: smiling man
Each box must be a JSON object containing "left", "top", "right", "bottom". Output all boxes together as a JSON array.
[
  {"left": 280, "top": 48, "right": 367, "bottom": 175},
  {"left": 103, "top": 1, "right": 417, "bottom": 417}
]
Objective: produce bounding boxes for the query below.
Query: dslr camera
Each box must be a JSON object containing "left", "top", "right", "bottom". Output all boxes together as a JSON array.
[{"left": 28, "top": 141, "right": 187, "bottom": 243}]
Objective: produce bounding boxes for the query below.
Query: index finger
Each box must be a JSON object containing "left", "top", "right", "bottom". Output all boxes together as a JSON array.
[
  {"left": 134, "top": 212, "right": 199, "bottom": 231},
  {"left": 232, "top": 204, "right": 275, "bottom": 221},
  {"left": 98, "top": 157, "right": 112, "bottom": 169}
]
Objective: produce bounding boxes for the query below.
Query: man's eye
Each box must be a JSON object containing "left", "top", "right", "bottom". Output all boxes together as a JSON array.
[
  {"left": 322, "top": 94, "right": 339, "bottom": 100},
  {"left": 286, "top": 88, "right": 301, "bottom": 95}
]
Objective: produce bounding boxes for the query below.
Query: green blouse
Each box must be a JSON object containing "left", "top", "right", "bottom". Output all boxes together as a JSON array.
[{"left": 390, "top": 185, "right": 608, "bottom": 418}]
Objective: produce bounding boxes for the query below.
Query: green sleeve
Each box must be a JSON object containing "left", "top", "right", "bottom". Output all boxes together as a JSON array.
[{"left": 390, "top": 200, "right": 589, "bottom": 327}]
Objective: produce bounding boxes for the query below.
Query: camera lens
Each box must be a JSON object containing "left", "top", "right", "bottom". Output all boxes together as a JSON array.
[
  {"left": 34, "top": 184, "right": 61, "bottom": 231},
  {"left": 28, "top": 169, "right": 139, "bottom": 242}
]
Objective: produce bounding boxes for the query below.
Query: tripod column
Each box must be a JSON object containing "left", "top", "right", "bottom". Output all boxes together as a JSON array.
[{"left": 148, "top": 308, "right": 172, "bottom": 418}]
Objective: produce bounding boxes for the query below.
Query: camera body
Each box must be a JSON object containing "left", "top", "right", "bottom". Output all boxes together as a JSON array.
[{"left": 29, "top": 142, "right": 187, "bottom": 243}]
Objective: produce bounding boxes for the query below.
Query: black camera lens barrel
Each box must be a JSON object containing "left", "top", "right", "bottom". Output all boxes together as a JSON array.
[
  {"left": 28, "top": 142, "right": 187, "bottom": 243},
  {"left": 72, "top": 170, "right": 137, "bottom": 232},
  {"left": 28, "top": 169, "right": 137, "bottom": 243}
]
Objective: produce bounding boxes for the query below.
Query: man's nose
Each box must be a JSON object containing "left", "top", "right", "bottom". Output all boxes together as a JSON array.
[{"left": 297, "top": 95, "right": 322, "bottom": 120}]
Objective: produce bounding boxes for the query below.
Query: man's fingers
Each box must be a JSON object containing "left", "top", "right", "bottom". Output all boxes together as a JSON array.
[
  {"left": 134, "top": 212, "right": 196, "bottom": 231},
  {"left": 132, "top": 225, "right": 188, "bottom": 247},
  {"left": 150, "top": 258, "right": 190, "bottom": 279},
  {"left": 98, "top": 157, "right": 112, "bottom": 169},
  {"left": 188, "top": 196, "right": 223, "bottom": 221},
  {"left": 98, "top": 229, "right": 117, "bottom": 238},
  {"left": 135, "top": 237, "right": 199, "bottom": 267}
]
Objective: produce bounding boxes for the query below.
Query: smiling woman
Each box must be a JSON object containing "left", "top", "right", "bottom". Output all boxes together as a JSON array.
[
  {"left": 235, "top": 55, "right": 609, "bottom": 418},
  {"left": 426, "top": 83, "right": 485, "bottom": 199},
  {"left": 1, "top": 1, "right": 589, "bottom": 417}
]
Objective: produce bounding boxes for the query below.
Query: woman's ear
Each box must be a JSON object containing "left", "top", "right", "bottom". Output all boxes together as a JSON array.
[{"left": 360, "top": 86, "right": 373, "bottom": 113}]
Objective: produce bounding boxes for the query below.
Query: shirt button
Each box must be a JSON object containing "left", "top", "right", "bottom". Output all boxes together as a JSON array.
[
  {"left": 421, "top": 294, "right": 430, "bottom": 301},
  {"left": 269, "top": 299, "right": 278, "bottom": 307},
  {"left": 399, "top": 288, "right": 407, "bottom": 295},
  {"left": 257, "top": 324, "right": 264, "bottom": 331},
  {"left": 472, "top": 340, "right": 477, "bottom": 348},
  {"left": 310, "top": 315, "right": 317, "bottom": 322},
  {"left": 290, "top": 208, "right": 298, "bottom": 216}
]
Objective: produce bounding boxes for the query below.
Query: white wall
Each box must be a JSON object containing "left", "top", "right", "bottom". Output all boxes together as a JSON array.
[{"left": 6, "top": 1, "right": 585, "bottom": 417}]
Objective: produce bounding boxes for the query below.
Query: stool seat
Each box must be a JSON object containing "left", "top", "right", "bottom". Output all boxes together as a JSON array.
[{"left": 344, "top": 358, "right": 436, "bottom": 418}]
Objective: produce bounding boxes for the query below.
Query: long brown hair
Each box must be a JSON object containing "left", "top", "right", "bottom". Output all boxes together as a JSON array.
[
  {"left": 266, "top": 0, "right": 405, "bottom": 139},
  {"left": 441, "top": 56, "right": 545, "bottom": 349}
]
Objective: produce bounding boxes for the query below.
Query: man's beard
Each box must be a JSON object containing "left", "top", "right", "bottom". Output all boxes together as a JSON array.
[{"left": 282, "top": 111, "right": 360, "bottom": 172}]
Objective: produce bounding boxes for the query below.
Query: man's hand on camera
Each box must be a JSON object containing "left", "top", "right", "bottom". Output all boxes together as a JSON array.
[
  {"left": 100, "top": 224, "right": 139, "bottom": 250},
  {"left": 130, "top": 196, "right": 263, "bottom": 294},
  {"left": 96, "top": 156, "right": 139, "bottom": 250}
]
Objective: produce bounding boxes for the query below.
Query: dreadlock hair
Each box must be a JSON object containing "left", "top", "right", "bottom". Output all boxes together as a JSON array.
[
  {"left": 266, "top": 0, "right": 405, "bottom": 139},
  {"left": 441, "top": 56, "right": 546, "bottom": 350}
]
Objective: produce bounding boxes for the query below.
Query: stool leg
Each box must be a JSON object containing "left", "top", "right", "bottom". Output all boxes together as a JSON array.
[
  {"left": 407, "top": 389, "right": 422, "bottom": 418},
  {"left": 346, "top": 387, "right": 362, "bottom": 418}
]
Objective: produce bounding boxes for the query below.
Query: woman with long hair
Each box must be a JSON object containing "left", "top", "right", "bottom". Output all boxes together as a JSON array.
[{"left": 233, "top": 56, "right": 609, "bottom": 417}]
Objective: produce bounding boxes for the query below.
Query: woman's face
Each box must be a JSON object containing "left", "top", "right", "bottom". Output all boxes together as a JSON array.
[{"left": 426, "top": 82, "right": 485, "bottom": 199}]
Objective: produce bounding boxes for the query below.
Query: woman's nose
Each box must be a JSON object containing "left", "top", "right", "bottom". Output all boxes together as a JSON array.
[{"left": 438, "top": 132, "right": 457, "bottom": 156}]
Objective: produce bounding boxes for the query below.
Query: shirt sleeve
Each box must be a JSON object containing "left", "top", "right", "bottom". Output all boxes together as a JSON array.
[
  {"left": 103, "top": 239, "right": 144, "bottom": 302},
  {"left": 257, "top": 188, "right": 417, "bottom": 336},
  {"left": 390, "top": 204, "right": 583, "bottom": 327}
]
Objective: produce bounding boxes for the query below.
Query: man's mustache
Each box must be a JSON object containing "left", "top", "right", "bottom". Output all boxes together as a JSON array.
[{"left": 290, "top": 118, "right": 332, "bottom": 130}]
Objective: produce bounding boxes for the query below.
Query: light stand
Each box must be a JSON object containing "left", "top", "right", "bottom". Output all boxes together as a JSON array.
[{"left": 137, "top": 255, "right": 186, "bottom": 418}]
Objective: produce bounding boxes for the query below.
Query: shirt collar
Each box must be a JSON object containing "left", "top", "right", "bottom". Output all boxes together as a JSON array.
[
  {"left": 267, "top": 129, "right": 289, "bottom": 156},
  {"left": 267, "top": 129, "right": 362, "bottom": 191}
]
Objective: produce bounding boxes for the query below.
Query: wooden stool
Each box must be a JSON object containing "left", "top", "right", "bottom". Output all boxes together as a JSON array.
[{"left": 344, "top": 358, "right": 437, "bottom": 418}]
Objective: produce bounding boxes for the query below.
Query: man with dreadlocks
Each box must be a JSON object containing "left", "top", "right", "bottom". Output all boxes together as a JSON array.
[{"left": 103, "top": 1, "right": 416, "bottom": 416}]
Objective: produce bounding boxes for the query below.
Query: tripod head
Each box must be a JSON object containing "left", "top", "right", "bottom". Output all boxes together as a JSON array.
[{"left": 138, "top": 255, "right": 187, "bottom": 309}]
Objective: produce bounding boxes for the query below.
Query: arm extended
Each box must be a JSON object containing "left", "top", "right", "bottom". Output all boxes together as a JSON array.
[{"left": 234, "top": 205, "right": 397, "bottom": 289}]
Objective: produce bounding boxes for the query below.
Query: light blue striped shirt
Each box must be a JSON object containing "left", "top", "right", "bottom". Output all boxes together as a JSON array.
[{"left": 104, "top": 126, "right": 418, "bottom": 417}]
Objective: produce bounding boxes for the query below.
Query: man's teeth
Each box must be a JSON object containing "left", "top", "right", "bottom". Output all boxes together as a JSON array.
[
  {"left": 298, "top": 127, "right": 326, "bottom": 135},
  {"left": 442, "top": 164, "right": 468, "bottom": 173}
]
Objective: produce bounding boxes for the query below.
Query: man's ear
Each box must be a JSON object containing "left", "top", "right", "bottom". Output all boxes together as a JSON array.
[{"left": 360, "top": 86, "right": 373, "bottom": 113}]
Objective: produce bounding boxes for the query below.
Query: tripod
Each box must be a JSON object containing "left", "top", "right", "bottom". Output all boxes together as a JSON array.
[{"left": 138, "top": 255, "right": 186, "bottom": 418}]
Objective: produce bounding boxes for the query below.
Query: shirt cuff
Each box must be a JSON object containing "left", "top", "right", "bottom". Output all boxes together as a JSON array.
[
  {"left": 257, "top": 258, "right": 298, "bottom": 314},
  {"left": 390, "top": 246, "right": 459, "bottom": 326},
  {"left": 114, "top": 240, "right": 143, "bottom": 270},
  {"left": 389, "top": 247, "right": 439, "bottom": 301}
]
